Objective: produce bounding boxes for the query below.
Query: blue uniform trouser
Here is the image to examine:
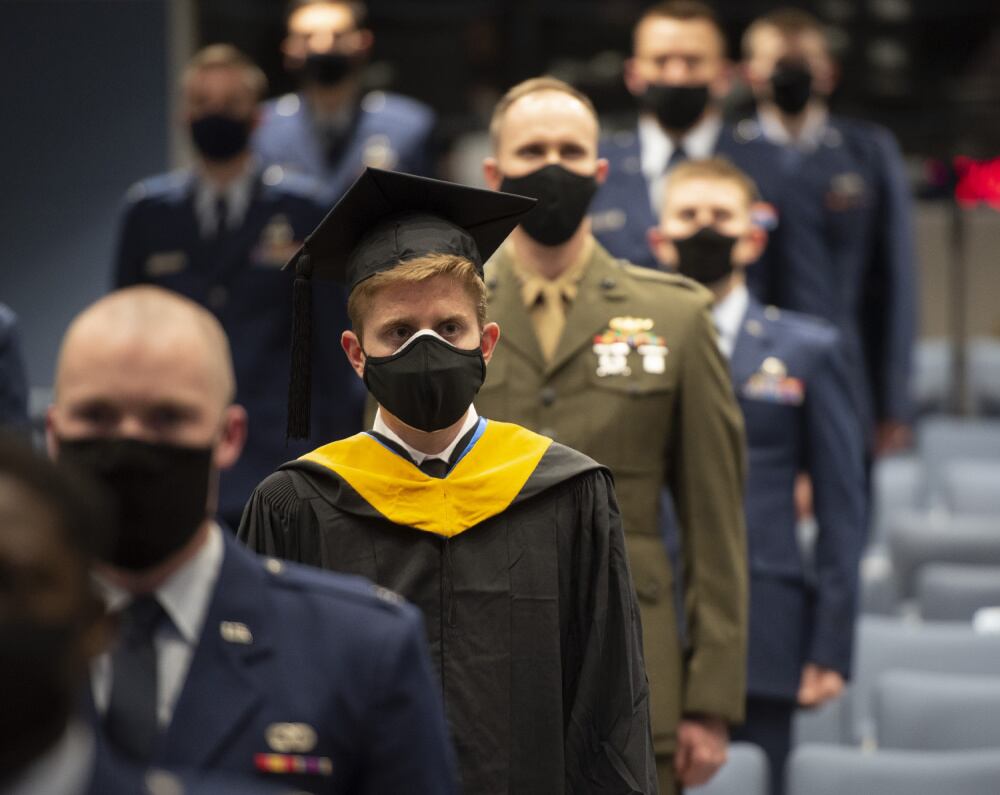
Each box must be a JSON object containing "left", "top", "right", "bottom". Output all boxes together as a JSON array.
[{"left": 731, "top": 696, "right": 794, "bottom": 795}]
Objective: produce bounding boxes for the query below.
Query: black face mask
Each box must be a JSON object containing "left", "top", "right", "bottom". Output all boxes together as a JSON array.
[
  {"left": 499, "top": 165, "right": 598, "bottom": 246},
  {"left": 640, "top": 83, "right": 711, "bottom": 132},
  {"left": 190, "top": 113, "right": 253, "bottom": 162},
  {"left": 673, "top": 226, "right": 739, "bottom": 285},
  {"left": 770, "top": 61, "right": 814, "bottom": 115},
  {"left": 0, "top": 620, "right": 77, "bottom": 779},
  {"left": 301, "top": 51, "right": 356, "bottom": 86},
  {"left": 57, "top": 438, "right": 212, "bottom": 571},
  {"left": 364, "top": 331, "right": 485, "bottom": 433}
]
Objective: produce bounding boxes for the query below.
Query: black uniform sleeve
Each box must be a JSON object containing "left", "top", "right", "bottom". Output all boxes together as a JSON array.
[{"left": 562, "top": 470, "right": 658, "bottom": 794}]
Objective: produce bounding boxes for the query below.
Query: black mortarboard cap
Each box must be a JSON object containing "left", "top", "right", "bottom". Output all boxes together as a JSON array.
[{"left": 285, "top": 168, "right": 536, "bottom": 439}]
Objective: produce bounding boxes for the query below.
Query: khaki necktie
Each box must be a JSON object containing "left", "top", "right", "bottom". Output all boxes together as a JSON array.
[{"left": 522, "top": 278, "right": 578, "bottom": 362}]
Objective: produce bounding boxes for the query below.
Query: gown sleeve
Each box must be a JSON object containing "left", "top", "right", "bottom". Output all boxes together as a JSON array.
[
  {"left": 237, "top": 470, "right": 310, "bottom": 562},
  {"left": 562, "top": 469, "right": 658, "bottom": 794}
]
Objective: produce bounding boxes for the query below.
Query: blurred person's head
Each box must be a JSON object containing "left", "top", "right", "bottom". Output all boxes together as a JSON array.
[
  {"left": 742, "top": 9, "right": 837, "bottom": 117},
  {"left": 47, "top": 287, "right": 247, "bottom": 594},
  {"left": 181, "top": 44, "right": 267, "bottom": 164},
  {"left": 649, "top": 158, "right": 767, "bottom": 298},
  {"left": 625, "top": 1, "right": 731, "bottom": 135},
  {"left": 282, "top": 0, "right": 373, "bottom": 89},
  {"left": 483, "top": 77, "right": 608, "bottom": 248},
  {"left": 0, "top": 433, "right": 112, "bottom": 782}
]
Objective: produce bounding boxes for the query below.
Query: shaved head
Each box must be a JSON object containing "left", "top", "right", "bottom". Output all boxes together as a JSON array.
[
  {"left": 55, "top": 287, "right": 235, "bottom": 409},
  {"left": 49, "top": 286, "right": 246, "bottom": 465}
]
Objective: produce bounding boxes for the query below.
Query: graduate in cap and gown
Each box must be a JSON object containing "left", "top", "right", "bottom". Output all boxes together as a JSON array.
[{"left": 238, "top": 168, "right": 658, "bottom": 795}]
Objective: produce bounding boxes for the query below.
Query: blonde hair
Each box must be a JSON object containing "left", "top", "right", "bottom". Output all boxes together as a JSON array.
[
  {"left": 183, "top": 44, "right": 268, "bottom": 100},
  {"left": 489, "top": 76, "right": 599, "bottom": 148},
  {"left": 347, "top": 254, "right": 487, "bottom": 336},
  {"left": 663, "top": 157, "right": 761, "bottom": 208}
]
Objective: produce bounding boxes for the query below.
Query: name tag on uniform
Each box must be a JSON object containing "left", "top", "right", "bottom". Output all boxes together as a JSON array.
[
  {"left": 589, "top": 207, "right": 627, "bottom": 233},
  {"left": 252, "top": 214, "right": 300, "bottom": 268},
  {"left": 742, "top": 356, "right": 804, "bottom": 405},
  {"left": 825, "top": 172, "right": 867, "bottom": 212},
  {"left": 144, "top": 251, "right": 187, "bottom": 278}
]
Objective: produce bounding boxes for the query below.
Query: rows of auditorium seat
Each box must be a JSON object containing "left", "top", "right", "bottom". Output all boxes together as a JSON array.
[{"left": 692, "top": 407, "right": 1000, "bottom": 793}]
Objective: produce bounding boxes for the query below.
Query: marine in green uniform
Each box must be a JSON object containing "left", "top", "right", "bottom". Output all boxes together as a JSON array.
[
  {"left": 476, "top": 76, "right": 748, "bottom": 794},
  {"left": 239, "top": 167, "right": 657, "bottom": 794}
]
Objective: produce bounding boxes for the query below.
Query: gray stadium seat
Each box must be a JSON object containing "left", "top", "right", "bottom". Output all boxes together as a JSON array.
[
  {"left": 687, "top": 743, "right": 769, "bottom": 795},
  {"left": 917, "top": 417, "right": 1000, "bottom": 507},
  {"left": 870, "top": 455, "right": 925, "bottom": 546},
  {"left": 911, "top": 339, "right": 949, "bottom": 416},
  {"left": 792, "top": 694, "right": 850, "bottom": 746},
  {"left": 847, "top": 616, "right": 1000, "bottom": 745},
  {"left": 787, "top": 745, "right": 1000, "bottom": 795},
  {"left": 873, "top": 670, "right": 1000, "bottom": 751},
  {"left": 917, "top": 563, "right": 1000, "bottom": 621},
  {"left": 941, "top": 459, "right": 1000, "bottom": 515},
  {"left": 858, "top": 552, "right": 901, "bottom": 616},
  {"left": 886, "top": 512, "right": 1000, "bottom": 597},
  {"left": 969, "top": 337, "right": 1000, "bottom": 415}
]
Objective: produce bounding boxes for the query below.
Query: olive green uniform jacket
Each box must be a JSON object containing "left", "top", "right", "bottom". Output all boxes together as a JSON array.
[{"left": 477, "top": 240, "right": 748, "bottom": 754}]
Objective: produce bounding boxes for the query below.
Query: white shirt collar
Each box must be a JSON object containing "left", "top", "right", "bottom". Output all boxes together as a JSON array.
[
  {"left": 757, "top": 104, "right": 829, "bottom": 152},
  {"left": 638, "top": 112, "right": 723, "bottom": 211},
  {"left": 96, "top": 523, "right": 224, "bottom": 646},
  {"left": 193, "top": 160, "right": 257, "bottom": 236},
  {"left": 373, "top": 405, "right": 480, "bottom": 466},
  {"left": 3, "top": 720, "right": 94, "bottom": 795},
  {"left": 711, "top": 282, "right": 750, "bottom": 359}
]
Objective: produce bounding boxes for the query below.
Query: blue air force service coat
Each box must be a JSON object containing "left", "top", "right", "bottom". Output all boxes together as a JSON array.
[
  {"left": 113, "top": 169, "right": 364, "bottom": 526},
  {"left": 91, "top": 532, "right": 457, "bottom": 794},
  {"left": 746, "top": 115, "right": 917, "bottom": 432},
  {"left": 252, "top": 90, "right": 435, "bottom": 204},
  {"left": 590, "top": 120, "right": 798, "bottom": 277},
  {"left": 732, "top": 297, "right": 866, "bottom": 699}
]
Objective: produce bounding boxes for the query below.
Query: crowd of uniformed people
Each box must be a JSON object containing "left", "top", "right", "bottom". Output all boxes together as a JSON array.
[{"left": 4, "top": 0, "right": 969, "bottom": 793}]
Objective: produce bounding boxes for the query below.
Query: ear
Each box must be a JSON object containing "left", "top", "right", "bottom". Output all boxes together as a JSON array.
[
  {"left": 480, "top": 322, "right": 501, "bottom": 364},
  {"left": 354, "top": 28, "right": 374, "bottom": 56},
  {"left": 45, "top": 405, "right": 60, "bottom": 460},
  {"left": 595, "top": 157, "right": 610, "bottom": 185},
  {"left": 483, "top": 157, "right": 502, "bottom": 190},
  {"left": 214, "top": 404, "right": 248, "bottom": 471},
  {"left": 623, "top": 57, "right": 645, "bottom": 96},
  {"left": 735, "top": 223, "right": 768, "bottom": 267},
  {"left": 79, "top": 590, "right": 114, "bottom": 661},
  {"left": 711, "top": 59, "right": 733, "bottom": 99},
  {"left": 341, "top": 329, "right": 366, "bottom": 379},
  {"left": 647, "top": 226, "right": 677, "bottom": 269}
]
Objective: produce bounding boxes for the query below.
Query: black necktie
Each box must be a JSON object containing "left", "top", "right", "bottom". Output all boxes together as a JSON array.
[
  {"left": 418, "top": 457, "right": 450, "bottom": 479},
  {"left": 666, "top": 145, "right": 688, "bottom": 172},
  {"left": 105, "top": 595, "right": 165, "bottom": 763},
  {"left": 214, "top": 195, "right": 228, "bottom": 237}
]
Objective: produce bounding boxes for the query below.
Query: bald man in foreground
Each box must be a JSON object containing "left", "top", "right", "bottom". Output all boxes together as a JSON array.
[{"left": 46, "top": 286, "right": 457, "bottom": 794}]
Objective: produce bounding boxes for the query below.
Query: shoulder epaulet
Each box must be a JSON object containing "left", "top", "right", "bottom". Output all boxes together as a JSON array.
[
  {"left": 263, "top": 92, "right": 303, "bottom": 119},
  {"left": 620, "top": 262, "right": 713, "bottom": 301},
  {"left": 124, "top": 170, "right": 190, "bottom": 204},
  {"left": 764, "top": 305, "right": 840, "bottom": 343},
  {"left": 360, "top": 91, "right": 434, "bottom": 123},
  {"left": 261, "top": 554, "right": 413, "bottom": 617},
  {"left": 258, "top": 164, "right": 323, "bottom": 199}
]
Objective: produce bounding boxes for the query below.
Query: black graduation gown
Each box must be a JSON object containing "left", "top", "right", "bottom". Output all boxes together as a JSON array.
[{"left": 238, "top": 419, "right": 656, "bottom": 795}]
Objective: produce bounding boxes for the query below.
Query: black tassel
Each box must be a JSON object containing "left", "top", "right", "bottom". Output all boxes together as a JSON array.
[{"left": 287, "top": 251, "right": 313, "bottom": 440}]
